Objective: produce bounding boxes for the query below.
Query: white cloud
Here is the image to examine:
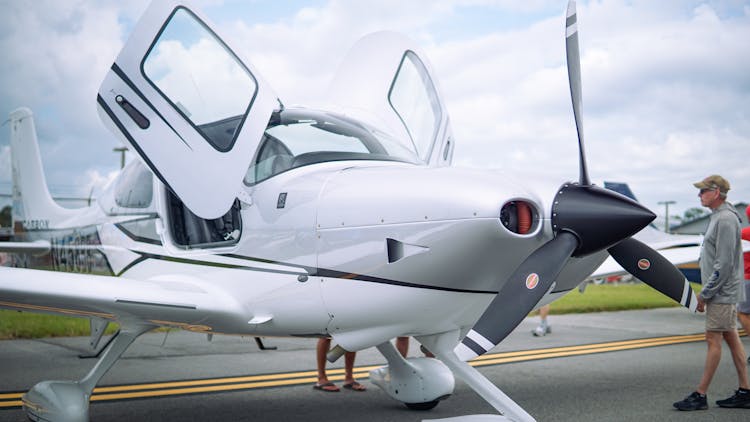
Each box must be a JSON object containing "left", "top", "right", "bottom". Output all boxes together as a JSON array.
[
  {"left": 432, "top": 0, "right": 750, "bottom": 216},
  {"left": 0, "top": 0, "right": 150, "bottom": 199}
]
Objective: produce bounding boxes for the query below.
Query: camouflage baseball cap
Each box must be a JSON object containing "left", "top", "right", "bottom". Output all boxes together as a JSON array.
[{"left": 693, "top": 174, "right": 730, "bottom": 193}]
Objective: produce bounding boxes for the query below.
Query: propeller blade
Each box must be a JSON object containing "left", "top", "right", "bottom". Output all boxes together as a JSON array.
[
  {"left": 565, "top": 0, "right": 589, "bottom": 186},
  {"left": 608, "top": 237, "right": 698, "bottom": 312},
  {"left": 454, "top": 0, "right": 677, "bottom": 363},
  {"left": 455, "top": 232, "right": 578, "bottom": 361}
]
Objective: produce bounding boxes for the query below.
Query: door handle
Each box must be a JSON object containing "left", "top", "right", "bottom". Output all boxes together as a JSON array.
[{"left": 115, "top": 95, "right": 150, "bottom": 129}]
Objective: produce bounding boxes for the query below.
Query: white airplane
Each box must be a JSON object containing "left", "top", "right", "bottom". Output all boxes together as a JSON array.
[{"left": 0, "top": 1, "right": 702, "bottom": 421}]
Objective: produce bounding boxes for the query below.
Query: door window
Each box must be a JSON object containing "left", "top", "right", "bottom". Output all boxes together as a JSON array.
[
  {"left": 142, "top": 7, "right": 258, "bottom": 152},
  {"left": 388, "top": 51, "right": 442, "bottom": 161}
]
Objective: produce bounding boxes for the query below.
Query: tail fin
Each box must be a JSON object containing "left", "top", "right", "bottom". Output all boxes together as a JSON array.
[
  {"left": 9, "top": 107, "right": 78, "bottom": 230},
  {"left": 604, "top": 181, "right": 661, "bottom": 232},
  {"left": 603, "top": 181, "right": 638, "bottom": 202}
]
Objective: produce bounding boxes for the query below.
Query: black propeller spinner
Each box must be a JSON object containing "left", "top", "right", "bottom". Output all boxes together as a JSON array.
[{"left": 455, "top": 0, "right": 696, "bottom": 361}]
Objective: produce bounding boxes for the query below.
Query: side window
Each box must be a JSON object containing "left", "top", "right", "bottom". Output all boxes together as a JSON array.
[
  {"left": 167, "top": 191, "right": 241, "bottom": 249},
  {"left": 141, "top": 7, "right": 258, "bottom": 152},
  {"left": 388, "top": 51, "right": 442, "bottom": 161},
  {"left": 114, "top": 161, "right": 153, "bottom": 209}
]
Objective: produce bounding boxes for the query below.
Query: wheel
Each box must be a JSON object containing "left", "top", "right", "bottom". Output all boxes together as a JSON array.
[{"left": 405, "top": 400, "right": 440, "bottom": 411}]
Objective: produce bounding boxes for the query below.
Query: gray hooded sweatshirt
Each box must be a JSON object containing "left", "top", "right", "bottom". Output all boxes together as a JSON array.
[{"left": 699, "top": 201, "right": 745, "bottom": 304}]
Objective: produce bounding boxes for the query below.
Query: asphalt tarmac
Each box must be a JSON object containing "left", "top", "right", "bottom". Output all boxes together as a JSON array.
[{"left": 2, "top": 308, "right": 750, "bottom": 421}]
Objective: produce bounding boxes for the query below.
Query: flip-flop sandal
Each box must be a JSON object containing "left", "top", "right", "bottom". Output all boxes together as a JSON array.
[
  {"left": 343, "top": 381, "right": 367, "bottom": 391},
  {"left": 313, "top": 382, "right": 340, "bottom": 392}
]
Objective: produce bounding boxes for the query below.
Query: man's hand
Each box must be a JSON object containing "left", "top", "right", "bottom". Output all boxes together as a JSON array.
[{"left": 696, "top": 296, "right": 705, "bottom": 313}]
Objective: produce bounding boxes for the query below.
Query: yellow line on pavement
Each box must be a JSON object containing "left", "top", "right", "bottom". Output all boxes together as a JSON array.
[
  {"left": 0, "top": 401, "right": 22, "bottom": 408},
  {"left": 470, "top": 336, "right": 704, "bottom": 367},
  {"left": 0, "top": 331, "right": 730, "bottom": 408}
]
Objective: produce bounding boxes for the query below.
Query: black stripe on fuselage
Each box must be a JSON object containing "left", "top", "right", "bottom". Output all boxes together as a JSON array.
[
  {"left": 116, "top": 255, "right": 149, "bottom": 277},
  {"left": 135, "top": 252, "right": 307, "bottom": 277},
  {"left": 221, "top": 253, "right": 497, "bottom": 295},
  {"left": 10, "top": 220, "right": 496, "bottom": 295},
  {"left": 118, "top": 249, "right": 498, "bottom": 294}
]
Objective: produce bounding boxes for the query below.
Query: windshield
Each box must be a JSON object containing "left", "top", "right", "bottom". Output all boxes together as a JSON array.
[{"left": 244, "top": 108, "right": 420, "bottom": 185}]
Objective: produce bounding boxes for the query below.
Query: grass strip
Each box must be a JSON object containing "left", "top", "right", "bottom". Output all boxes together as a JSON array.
[{"left": 537, "top": 282, "right": 702, "bottom": 315}]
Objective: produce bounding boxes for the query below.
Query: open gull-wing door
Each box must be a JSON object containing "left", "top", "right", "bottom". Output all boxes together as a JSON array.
[
  {"left": 97, "top": 0, "right": 277, "bottom": 219},
  {"left": 328, "top": 31, "right": 454, "bottom": 167}
]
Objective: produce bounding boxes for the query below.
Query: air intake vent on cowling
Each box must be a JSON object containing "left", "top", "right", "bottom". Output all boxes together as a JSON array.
[
  {"left": 386, "top": 238, "right": 429, "bottom": 263},
  {"left": 500, "top": 200, "right": 538, "bottom": 235}
]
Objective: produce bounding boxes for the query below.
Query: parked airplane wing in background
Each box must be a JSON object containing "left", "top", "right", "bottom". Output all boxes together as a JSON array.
[{"left": 590, "top": 182, "right": 750, "bottom": 284}]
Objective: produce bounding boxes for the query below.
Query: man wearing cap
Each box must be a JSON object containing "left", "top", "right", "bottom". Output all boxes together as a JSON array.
[{"left": 674, "top": 175, "right": 750, "bottom": 411}]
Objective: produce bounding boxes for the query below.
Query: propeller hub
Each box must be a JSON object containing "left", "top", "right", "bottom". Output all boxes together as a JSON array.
[{"left": 552, "top": 183, "right": 655, "bottom": 257}]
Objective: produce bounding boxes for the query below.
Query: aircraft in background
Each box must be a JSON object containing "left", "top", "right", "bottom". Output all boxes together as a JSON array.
[{"left": 0, "top": 2, "right": 708, "bottom": 421}]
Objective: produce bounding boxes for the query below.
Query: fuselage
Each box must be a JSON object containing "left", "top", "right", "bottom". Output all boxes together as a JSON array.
[{"left": 4, "top": 107, "right": 607, "bottom": 352}]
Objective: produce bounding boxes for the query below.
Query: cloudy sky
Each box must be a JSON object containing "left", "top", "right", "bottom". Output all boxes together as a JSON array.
[{"left": 0, "top": 0, "right": 748, "bottom": 224}]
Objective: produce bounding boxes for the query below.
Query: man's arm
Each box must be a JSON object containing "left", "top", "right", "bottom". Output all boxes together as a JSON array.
[{"left": 700, "top": 217, "right": 740, "bottom": 300}]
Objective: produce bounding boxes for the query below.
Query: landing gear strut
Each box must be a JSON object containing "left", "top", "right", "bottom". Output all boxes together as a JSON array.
[
  {"left": 417, "top": 330, "right": 536, "bottom": 422},
  {"left": 23, "top": 324, "right": 153, "bottom": 422}
]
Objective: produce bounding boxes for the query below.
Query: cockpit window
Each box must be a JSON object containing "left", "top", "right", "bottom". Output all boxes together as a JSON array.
[{"left": 244, "top": 109, "right": 420, "bottom": 185}]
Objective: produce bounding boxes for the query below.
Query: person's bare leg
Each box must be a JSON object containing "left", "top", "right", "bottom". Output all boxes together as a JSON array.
[
  {"left": 314, "top": 338, "right": 340, "bottom": 391},
  {"left": 316, "top": 338, "right": 331, "bottom": 383},
  {"left": 343, "top": 351, "right": 366, "bottom": 390},
  {"left": 540, "top": 304, "right": 549, "bottom": 322},
  {"left": 533, "top": 304, "right": 551, "bottom": 336},
  {"left": 396, "top": 337, "right": 409, "bottom": 358},
  {"left": 344, "top": 351, "right": 355, "bottom": 383},
  {"left": 723, "top": 330, "right": 750, "bottom": 389},
  {"left": 738, "top": 312, "right": 750, "bottom": 337},
  {"left": 697, "top": 331, "right": 723, "bottom": 394},
  {"left": 739, "top": 311, "right": 750, "bottom": 364}
]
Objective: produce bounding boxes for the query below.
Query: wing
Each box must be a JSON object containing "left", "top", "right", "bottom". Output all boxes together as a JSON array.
[
  {"left": 0, "top": 267, "right": 246, "bottom": 332},
  {"left": 591, "top": 245, "right": 702, "bottom": 279},
  {"left": 590, "top": 236, "right": 750, "bottom": 280}
]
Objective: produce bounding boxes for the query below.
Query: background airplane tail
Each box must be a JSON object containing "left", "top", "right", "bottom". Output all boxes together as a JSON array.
[
  {"left": 604, "top": 181, "right": 661, "bottom": 236},
  {"left": 9, "top": 107, "right": 79, "bottom": 230}
]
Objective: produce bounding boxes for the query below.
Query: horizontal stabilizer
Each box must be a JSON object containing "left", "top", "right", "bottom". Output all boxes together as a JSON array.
[{"left": 0, "top": 240, "right": 50, "bottom": 255}]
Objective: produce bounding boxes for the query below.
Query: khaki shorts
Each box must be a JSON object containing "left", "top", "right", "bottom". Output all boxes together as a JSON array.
[{"left": 705, "top": 302, "right": 737, "bottom": 332}]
